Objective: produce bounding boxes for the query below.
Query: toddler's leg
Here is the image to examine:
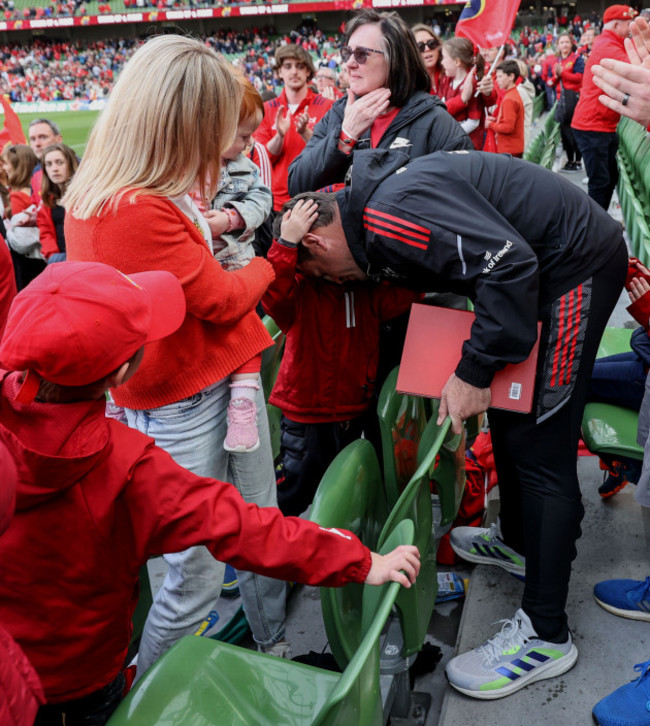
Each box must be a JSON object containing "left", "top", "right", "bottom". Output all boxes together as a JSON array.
[{"left": 224, "top": 355, "right": 263, "bottom": 453}]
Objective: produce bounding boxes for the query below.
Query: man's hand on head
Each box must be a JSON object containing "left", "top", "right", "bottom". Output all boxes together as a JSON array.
[{"left": 280, "top": 199, "right": 319, "bottom": 245}]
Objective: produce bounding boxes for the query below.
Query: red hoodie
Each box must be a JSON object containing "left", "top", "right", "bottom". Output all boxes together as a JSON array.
[{"left": 0, "top": 371, "right": 371, "bottom": 703}]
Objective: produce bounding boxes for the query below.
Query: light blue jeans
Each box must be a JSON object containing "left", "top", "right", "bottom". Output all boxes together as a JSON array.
[{"left": 125, "top": 376, "right": 287, "bottom": 677}]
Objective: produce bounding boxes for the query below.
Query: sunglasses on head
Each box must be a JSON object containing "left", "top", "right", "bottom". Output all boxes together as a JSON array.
[
  {"left": 417, "top": 39, "right": 439, "bottom": 52},
  {"left": 340, "top": 45, "right": 385, "bottom": 64}
]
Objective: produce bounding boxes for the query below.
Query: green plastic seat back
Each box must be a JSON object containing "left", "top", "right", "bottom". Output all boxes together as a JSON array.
[
  {"left": 582, "top": 402, "right": 643, "bottom": 461},
  {"left": 377, "top": 367, "right": 428, "bottom": 507},
  {"left": 376, "top": 418, "right": 452, "bottom": 657},
  {"left": 309, "top": 439, "right": 388, "bottom": 668},
  {"left": 596, "top": 327, "right": 632, "bottom": 358},
  {"left": 260, "top": 314, "right": 285, "bottom": 402},
  {"left": 107, "top": 521, "right": 414, "bottom": 726}
]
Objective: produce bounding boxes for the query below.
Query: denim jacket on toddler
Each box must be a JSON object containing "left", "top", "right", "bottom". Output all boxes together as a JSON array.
[{"left": 211, "top": 153, "right": 272, "bottom": 271}]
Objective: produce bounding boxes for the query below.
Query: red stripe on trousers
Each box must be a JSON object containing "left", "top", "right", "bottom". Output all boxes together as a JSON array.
[
  {"left": 564, "top": 284, "right": 582, "bottom": 384},
  {"left": 551, "top": 295, "right": 566, "bottom": 387}
]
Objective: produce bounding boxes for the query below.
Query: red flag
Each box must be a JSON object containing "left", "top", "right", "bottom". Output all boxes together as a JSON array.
[
  {"left": 0, "top": 96, "right": 26, "bottom": 145},
  {"left": 456, "top": 0, "right": 522, "bottom": 48}
]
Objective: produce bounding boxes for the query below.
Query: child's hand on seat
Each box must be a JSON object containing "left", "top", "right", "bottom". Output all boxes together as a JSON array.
[
  {"left": 280, "top": 199, "right": 319, "bottom": 245},
  {"left": 364, "top": 545, "right": 421, "bottom": 588}
]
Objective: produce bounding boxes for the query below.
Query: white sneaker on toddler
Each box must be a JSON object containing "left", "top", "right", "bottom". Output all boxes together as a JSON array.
[{"left": 224, "top": 398, "right": 259, "bottom": 453}]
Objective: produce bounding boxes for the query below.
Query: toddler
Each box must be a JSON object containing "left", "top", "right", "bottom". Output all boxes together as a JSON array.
[{"left": 203, "top": 76, "right": 273, "bottom": 454}]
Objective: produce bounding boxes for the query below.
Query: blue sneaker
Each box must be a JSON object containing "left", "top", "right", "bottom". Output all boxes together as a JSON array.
[
  {"left": 594, "top": 578, "right": 650, "bottom": 622},
  {"left": 450, "top": 523, "right": 526, "bottom": 579},
  {"left": 593, "top": 660, "right": 650, "bottom": 725},
  {"left": 446, "top": 608, "right": 578, "bottom": 700},
  {"left": 222, "top": 564, "right": 239, "bottom": 598}
]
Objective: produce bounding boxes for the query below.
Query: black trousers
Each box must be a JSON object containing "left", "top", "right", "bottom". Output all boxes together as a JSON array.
[
  {"left": 573, "top": 128, "right": 619, "bottom": 211},
  {"left": 34, "top": 673, "right": 125, "bottom": 726},
  {"left": 489, "top": 241, "right": 627, "bottom": 642},
  {"left": 276, "top": 409, "right": 381, "bottom": 517}
]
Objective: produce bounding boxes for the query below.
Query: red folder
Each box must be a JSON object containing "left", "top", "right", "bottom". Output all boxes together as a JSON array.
[{"left": 397, "top": 304, "right": 541, "bottom": 413}]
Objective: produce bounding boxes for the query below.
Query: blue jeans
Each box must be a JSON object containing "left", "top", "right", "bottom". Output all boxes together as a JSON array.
[
  {"left": 125, "top": 377, "right": 286, "bottom": 677},
  {"left": 572, "top": 128, "right": 619, "bottom": 211},
  {"left": 588, "top": 351, "right": 647, "bottom": 411}
]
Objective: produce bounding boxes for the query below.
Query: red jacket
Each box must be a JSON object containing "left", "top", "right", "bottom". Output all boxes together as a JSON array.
[
  {"left": 572, "top": 30, "right": 628, "bottom": 133},
  {"left": 0, "top": 623, "right": 44, "bottom": 724},
  {"left": 0, "top": 370, "right": 371, "bottom": 703},
  {"left": 255, "top": 88, "right": 333, "bottom": 211},
  {"left": 262, "top": 240, "right": 419, "bottom": 422},
  {"left": 0, "top": 239, "right": 16, "bottom": 340},
  {"left": 490, "top": 86, "right": 525, "bottom": 155}
]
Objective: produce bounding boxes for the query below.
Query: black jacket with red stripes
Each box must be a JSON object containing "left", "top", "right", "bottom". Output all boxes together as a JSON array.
[{"left": 335, "top": 149, "right": 624, "bottom": 388}]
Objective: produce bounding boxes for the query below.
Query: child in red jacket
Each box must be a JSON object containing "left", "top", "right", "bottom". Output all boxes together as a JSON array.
[
  {"left": 486, "top": 60, "right": 526, "bottom": 156},
  {"left": 263, "top": 198, "right": 420, "bottom": 516},
  {"left": 0, "top": 261, "right": 420, "bottom": 725}
]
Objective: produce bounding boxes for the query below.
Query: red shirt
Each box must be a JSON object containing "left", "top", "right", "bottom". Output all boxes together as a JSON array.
[
  {"left": 572, "top": 30, "right": 628, "bottom": 133},
  {"left": 371, "top": 107, "right": 400, "bottom": 148},
  {"left": 255, "top": 88, "right": 333, "bottom": 211}
]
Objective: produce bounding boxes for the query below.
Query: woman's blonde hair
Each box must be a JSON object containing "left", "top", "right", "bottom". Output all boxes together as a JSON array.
[
  {"left": 3, "top": 144, "right": 37, "bottom": 189},
  {"left": 63, "top": 34, "right": 241, "bottom": 219}
]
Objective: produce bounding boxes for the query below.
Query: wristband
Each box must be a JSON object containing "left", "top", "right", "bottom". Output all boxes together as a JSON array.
[
  {"left": 277, "top": 236, "right": 299, "bottom": 248},
  {"left": 339, "top": 126, "right": 358, "bottom": 147}
]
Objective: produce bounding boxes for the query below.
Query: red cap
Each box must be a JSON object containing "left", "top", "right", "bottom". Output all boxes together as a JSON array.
[
  {"left": 603, "top": 4, "right": 637, "bottom": 23},
  {"left": 0, "top": 262, "right": 186, "bottom": 398}
]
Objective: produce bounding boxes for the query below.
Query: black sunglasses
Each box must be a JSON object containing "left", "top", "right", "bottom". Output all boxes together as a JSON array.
[
  {"left": 417, "top": 39, "right": 439, "bottom": 52},
  {"left": 340, "top": 45, "right": 385, "bottom": 64}
]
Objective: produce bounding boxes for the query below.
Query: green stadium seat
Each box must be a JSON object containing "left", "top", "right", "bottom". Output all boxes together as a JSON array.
[
  {"left": 377, "top": 417, "right": 453, "bottom": 658},
  {"left": 309, "top": 439, "right": 388, "bottom": 668},
  {"left": 581, "top": 327, "right": 643, "bottom": 464},
  {"left": 377, "top": 367, "right": 427, "bottom": 508},
  {"left": 107, "top": 520, "right": 416, "bottom": 726}
]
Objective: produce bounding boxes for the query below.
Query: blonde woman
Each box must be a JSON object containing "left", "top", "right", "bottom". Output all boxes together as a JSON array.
[{"left": 64, "top": 34, "right": 291, "bottom": 674}]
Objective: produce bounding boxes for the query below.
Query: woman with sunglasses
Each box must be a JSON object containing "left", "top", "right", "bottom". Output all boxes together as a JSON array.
[
  {"left": 288, "top": 9, "right": 472, "bottom": 197},
  {"left": 411, "top": 23, "right": 444, "bottom": 97}
]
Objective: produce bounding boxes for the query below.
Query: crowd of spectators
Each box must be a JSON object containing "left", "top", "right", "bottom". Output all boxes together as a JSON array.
[{"left": 0, "top": 14, "right": 603, "bottom": 104}]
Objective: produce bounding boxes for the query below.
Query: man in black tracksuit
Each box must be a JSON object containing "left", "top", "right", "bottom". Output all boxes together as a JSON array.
[{"left": 281, "top": 148, "right": 627, "bottom": 699}]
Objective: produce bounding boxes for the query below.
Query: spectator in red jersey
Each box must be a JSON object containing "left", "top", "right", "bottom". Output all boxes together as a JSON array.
[
  {"left": 553, "top": 32, "right": 584, "bottom": 172},
  {"left": 255, "top": 44, "right": 333, "bottom": 214},
  {"left": 28, "top": 118, "right": 62, "bottom": 206},
  {"left": 572, "top": 4, "right": 638, "bottom": 209},
  {"left": 485, "top": 59, "right": 525, "bottom": 156}
]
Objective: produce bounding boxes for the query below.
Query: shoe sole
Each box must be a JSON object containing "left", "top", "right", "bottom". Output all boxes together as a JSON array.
[
  {"left": 449, "top": 644, "right": 578, "bottom": 700},
  {"left": 450, "top": 540, "right": 526, "bottom": 578},
  {"left": 594, "top": 596, "right": 650, "bottom": 621},
  {"left": 223, "top": 439, "right": 260, "bottom": 453},
  {"left": 599, "top": 480, "right": 628, "bottom": 499}
]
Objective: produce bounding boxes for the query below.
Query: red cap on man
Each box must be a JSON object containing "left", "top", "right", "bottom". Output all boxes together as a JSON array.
[
  {"left": 603, "top": 4, "right": 637, "bottom": 23},
  {"left": 0, "top": 261, "right": 186, "bottom": 403}
]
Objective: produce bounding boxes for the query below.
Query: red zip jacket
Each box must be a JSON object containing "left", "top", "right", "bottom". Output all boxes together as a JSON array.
[
  {"left": 262, "top": 240, "right": 419, "bottom": 423},
  {"left": 36, "top": 202, "right": 60, "bottom": 259},
  {"left": 572, "top": 30, "right": 628, "bottom": 133},
  {"left": 255, "top": 88, "right": 333, "bottom": 211},
  {"left": 0, "top": 371, "right": 371, "bottom": 703}
]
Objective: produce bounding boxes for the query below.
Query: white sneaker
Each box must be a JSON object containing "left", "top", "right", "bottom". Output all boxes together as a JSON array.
[{"left": 446, "top": 609, "right": 578, "bottom": 699}]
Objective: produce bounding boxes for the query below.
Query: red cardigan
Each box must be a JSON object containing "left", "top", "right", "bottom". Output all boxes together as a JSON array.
[
  {"left": 490, "top": 87, "right": 525, "bottom": 155},
  {"left": 66, "top": 193, "right": 275, "bottom": 410}
]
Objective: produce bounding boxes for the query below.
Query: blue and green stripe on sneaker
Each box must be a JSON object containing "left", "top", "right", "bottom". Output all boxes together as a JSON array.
[
  {"left": 450, "top": 523, "right": 526, "bottom": 580},
  {"left": 446, "top": 608, "right": 578, "bottom": 700}
]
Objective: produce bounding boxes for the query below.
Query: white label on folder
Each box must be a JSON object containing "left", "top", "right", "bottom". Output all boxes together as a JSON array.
[{"left": 509, "top": 382, "right": 522, "bottom": 400}]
